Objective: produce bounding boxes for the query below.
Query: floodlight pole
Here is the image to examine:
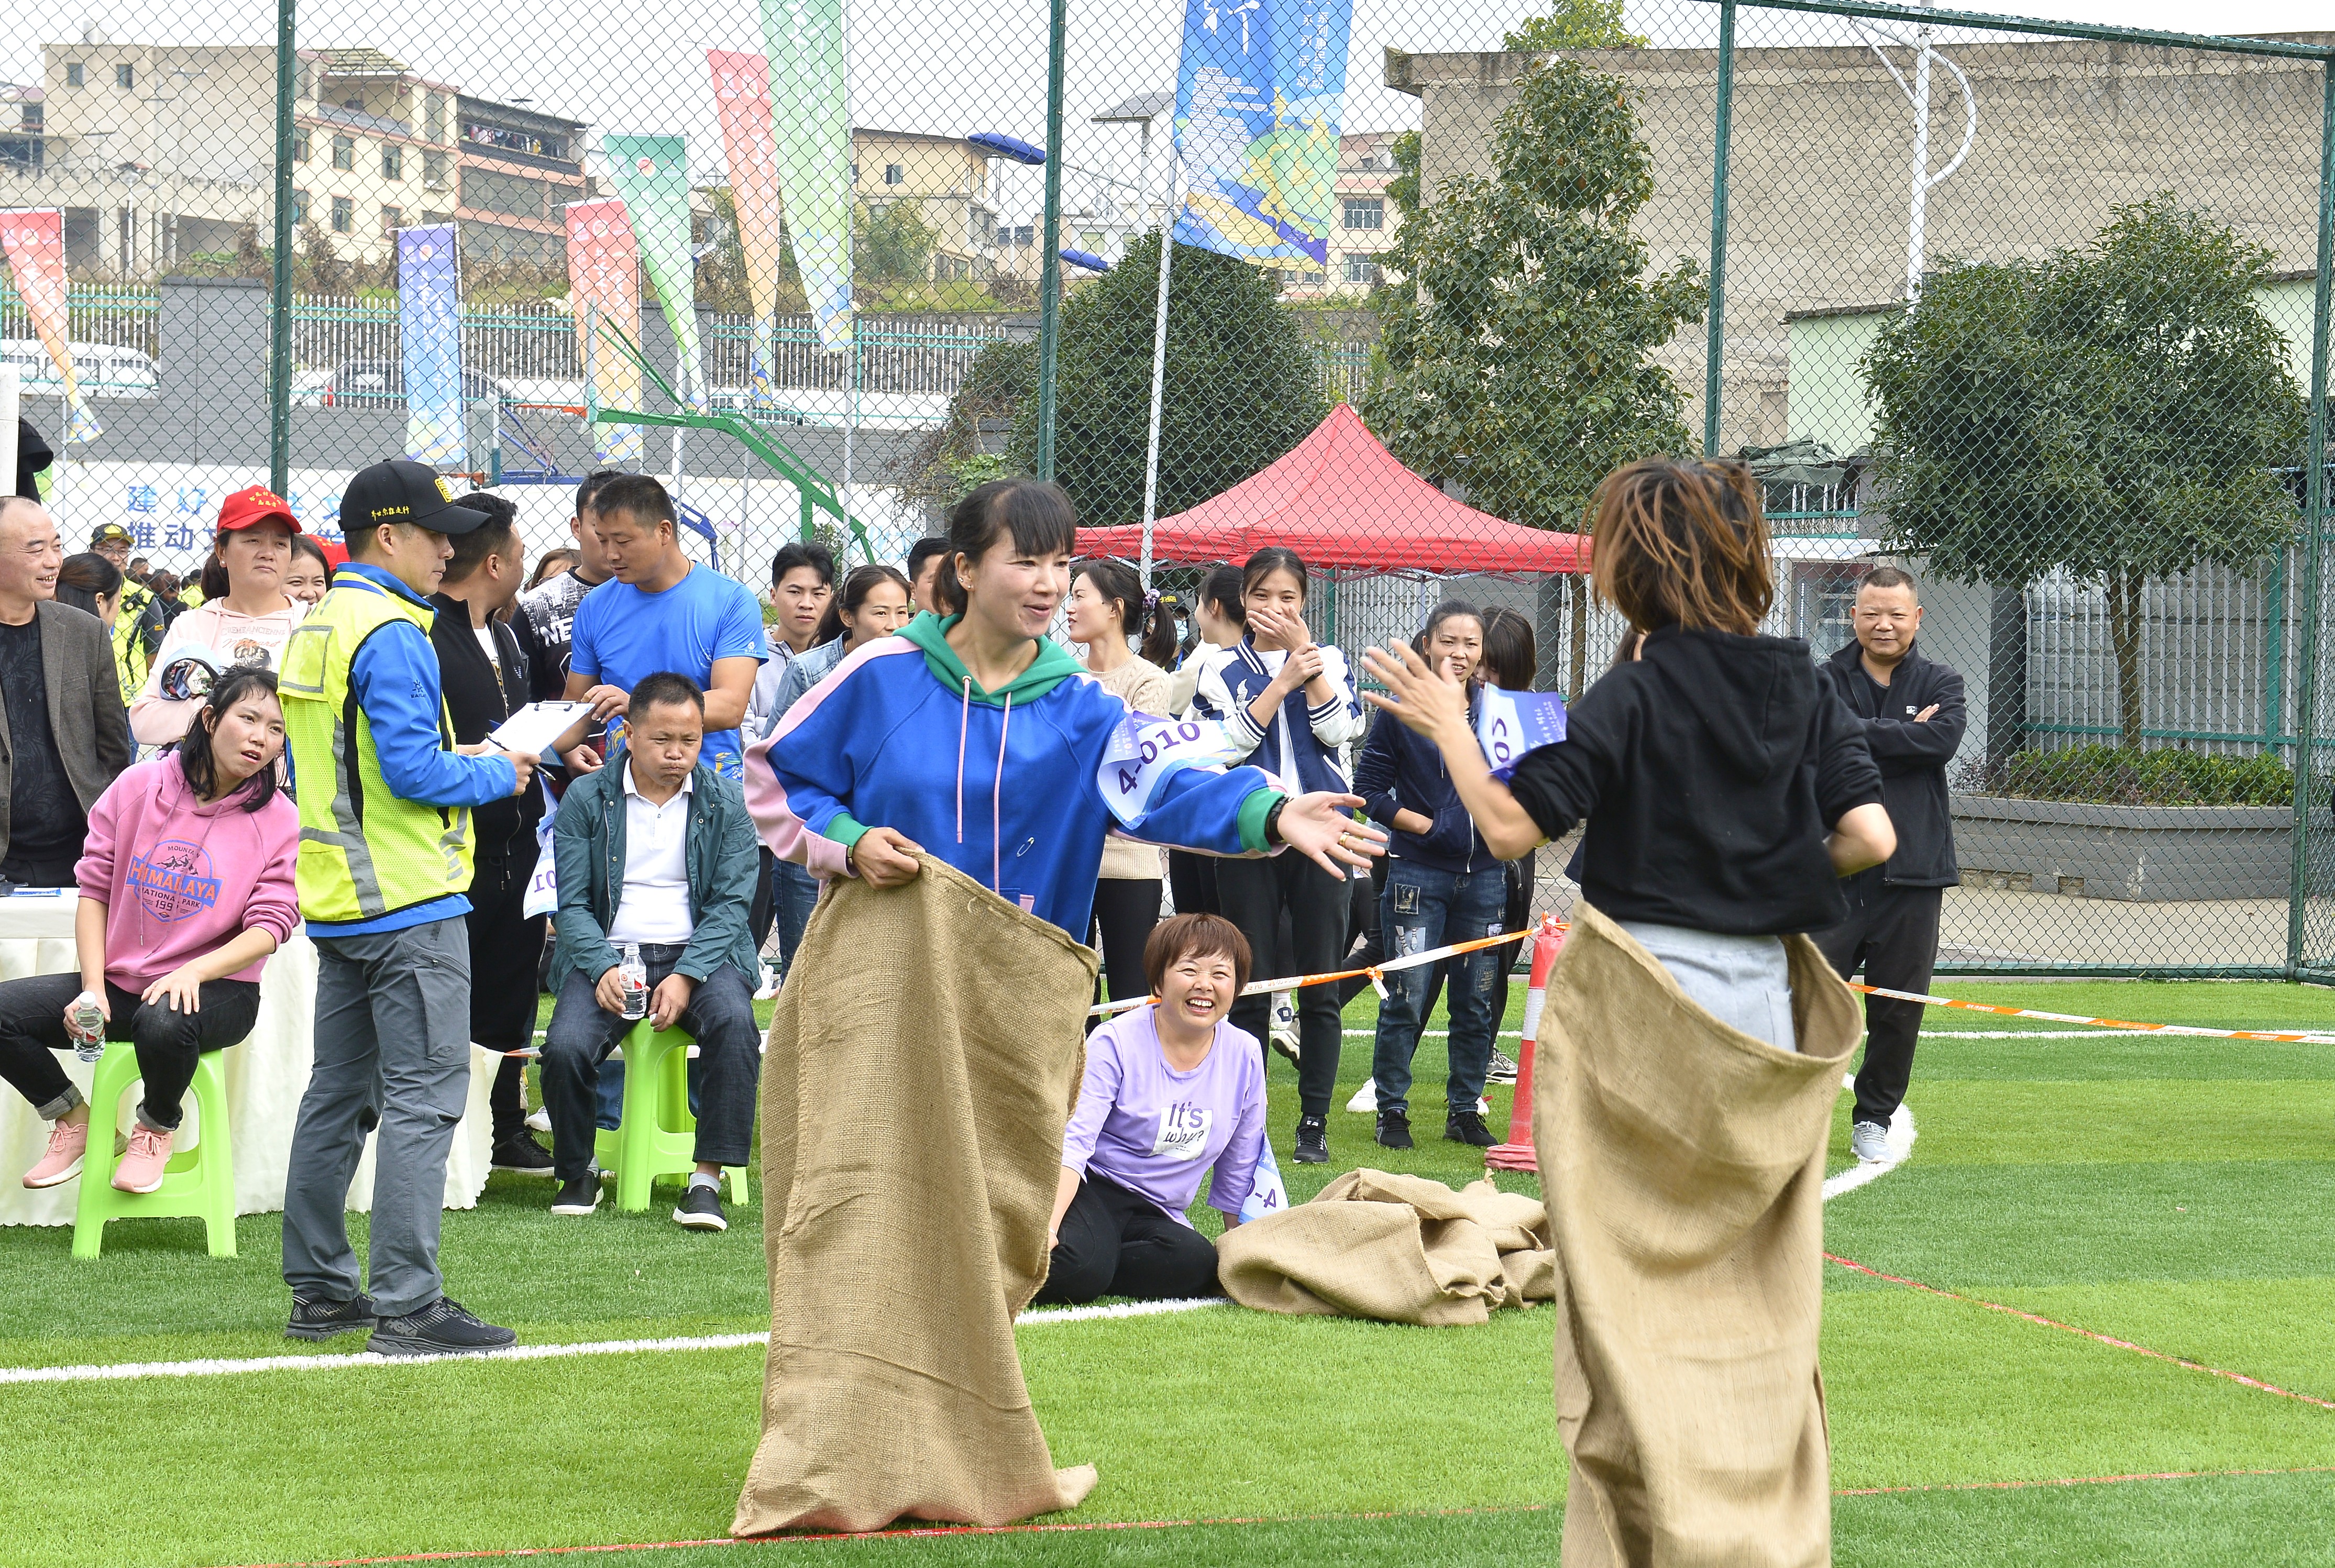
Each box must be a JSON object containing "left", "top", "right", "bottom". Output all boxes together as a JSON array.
[
  {"left": 1035, "top": 0, "right": 1067, "bottom": 479},
  {"left": 268, "top": 0, "right": 295, "bottom": 492},
  {"left": 1908, "top": 8, "right": 1931, "bottom": 302},
  {"left": 1139, "top": 149, "right": 1178, "bottom": 589}
]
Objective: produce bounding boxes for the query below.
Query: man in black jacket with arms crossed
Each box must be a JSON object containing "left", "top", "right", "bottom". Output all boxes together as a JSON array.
[{"left": 1816, "top": 566, "right": 1965, "bottom": 1164}]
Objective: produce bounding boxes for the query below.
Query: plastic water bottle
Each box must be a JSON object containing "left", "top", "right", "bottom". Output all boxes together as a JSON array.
[
  {"left": 69, "top": 992, "right": 105, "bottom": 1063},
  {"left": 619, "top": 943, "right": 648, "bottom": 1021}
]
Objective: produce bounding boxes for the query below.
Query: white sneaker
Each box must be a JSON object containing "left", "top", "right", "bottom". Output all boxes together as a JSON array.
[
  {"left": 1346, "top": 1079, "right": 1378, "bottom": 1113},
  {"left": 525, "top": 1108, "right": 551, "bottom": 1134},
  {"left": 1850, "top": 1121, "right": 1891, "bottom": 1164},
  {"left": 754, "top": 964, "right": 779, "bottom": 1001}
]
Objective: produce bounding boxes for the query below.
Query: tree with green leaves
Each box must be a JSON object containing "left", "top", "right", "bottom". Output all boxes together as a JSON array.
[
  {"left": 1503, "top": 0, "right": 1648, "bottom": 52},
  {"left": 1011, "top": 232, "right": 1327, "bottom": 527},
  {"left": 901, "top": 337, "right": 1037, "bottom": 515},
  {"left": 855, "top": 201, "right": 939, "bottom": 285},
  {"left": 1865, "top": 197, "right": 2308, "bottom": 751}
]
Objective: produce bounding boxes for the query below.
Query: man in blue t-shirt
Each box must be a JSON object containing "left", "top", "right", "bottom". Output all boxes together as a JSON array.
[{"left": 561, "top": 474, "right": 767, "bottom": 780}]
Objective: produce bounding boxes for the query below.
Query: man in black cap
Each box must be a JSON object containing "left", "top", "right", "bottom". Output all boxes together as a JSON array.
[{"left": 276, "top": 459, "right": 538, "bottom": 1356}]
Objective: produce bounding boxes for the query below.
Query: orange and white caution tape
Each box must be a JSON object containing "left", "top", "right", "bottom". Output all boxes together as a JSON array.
[
  {"left": 1086, "top": 926, "right": 1533, "bottom": 1020},
  {"left": 1846, "top": 984, "right": 2335, "bottom": 1045}
]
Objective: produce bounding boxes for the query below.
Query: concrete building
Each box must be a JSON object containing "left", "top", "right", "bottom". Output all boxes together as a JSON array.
[
  {"left": 453, "top": 94, "right": 589, "bottom": 264},
  {"left": 852, "top": 128, "right": 997, "bottom": 281},
  {"left": 1276, "top": 129, "right": 1404, "bottom": 299},
  {"left": 1387, "top": 34, "right": 2334, "bottom": 452}
]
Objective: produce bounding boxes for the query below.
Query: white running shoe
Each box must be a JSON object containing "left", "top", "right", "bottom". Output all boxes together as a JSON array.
[
  {"left": 1850, "top": 1120, "right": 1891, "bottom": 1164},
  {"left": 1346, "top": 1079, "right": 1378, "bottom": 1113}
]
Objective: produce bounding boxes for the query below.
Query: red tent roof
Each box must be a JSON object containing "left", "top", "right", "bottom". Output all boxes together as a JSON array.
[{"left": 1075, "top": 403, "right": 1589, "bottom": 575}]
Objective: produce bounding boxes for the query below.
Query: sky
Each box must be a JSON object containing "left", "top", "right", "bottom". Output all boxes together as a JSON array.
[{"left": 7, "top": 0, "right": 2329, "bottom": 229}]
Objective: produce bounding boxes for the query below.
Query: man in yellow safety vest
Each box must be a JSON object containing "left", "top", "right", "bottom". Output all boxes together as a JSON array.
[{"left": 276, "top": 458, "right": 538, "bottom": 1356}]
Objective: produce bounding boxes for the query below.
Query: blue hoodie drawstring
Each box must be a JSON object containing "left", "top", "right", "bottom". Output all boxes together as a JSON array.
[
  {"left": 956, "top": 677, "right": 972, "bottom": 849},
  {"left": 994, "top": 691, "right": 1011, "bottom": 894}
]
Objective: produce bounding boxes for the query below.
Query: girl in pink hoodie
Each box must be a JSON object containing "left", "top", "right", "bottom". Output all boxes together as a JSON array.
[{"left": 5, "top": 667, "right": 300, "bottom": 1195}]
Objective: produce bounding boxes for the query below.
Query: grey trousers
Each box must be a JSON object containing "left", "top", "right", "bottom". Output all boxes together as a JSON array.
[
  {"left": 1617, "top": 920, "right": 1799, "bottom": 1054},
  {"left": 281, "top": 916, "right": 474, "bottom": 1317}
]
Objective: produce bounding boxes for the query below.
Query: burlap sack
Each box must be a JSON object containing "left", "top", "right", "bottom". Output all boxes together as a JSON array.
[
  {"left": 1535, "top": 902, "right": 1860, "bottom": 1568},
  {"left": 731, "top": 856, "right": 1100, "bottom": 1536},
  {"left": 1216, "top": 1169, "right": 1556, "bottom": 1326}
]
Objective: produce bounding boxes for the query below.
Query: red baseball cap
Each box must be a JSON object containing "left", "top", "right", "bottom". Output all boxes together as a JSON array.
[{"left": 216, "top": 485, "right": 304, "bottom": 534}]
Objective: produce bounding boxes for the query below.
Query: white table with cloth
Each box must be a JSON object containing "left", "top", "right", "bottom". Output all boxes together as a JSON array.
[{"left": 0, "top": 895, "right": 499, "bottom": 1228}]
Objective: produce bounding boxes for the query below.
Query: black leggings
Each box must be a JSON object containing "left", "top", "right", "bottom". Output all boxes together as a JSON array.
[
  {"left": 1036, "top": 1171, "right": 1221, "bottom": 1305},
  {"left": 1090, "top": 878, "right": 1162, "bottom": 1007},
  {"left": 1217, "top": 852, "right": 1352, "bottom": 1118},
  {"left": 0, "top": 972, "right": 261, "bottom": 1130},
  {"left": 1165, "top": 850, "right": 1219, "bottom": 918}
]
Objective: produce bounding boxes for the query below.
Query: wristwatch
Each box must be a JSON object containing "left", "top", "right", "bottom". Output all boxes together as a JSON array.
[{"left": 1263, "top": 799, "right": 1287, "bottom": 846}]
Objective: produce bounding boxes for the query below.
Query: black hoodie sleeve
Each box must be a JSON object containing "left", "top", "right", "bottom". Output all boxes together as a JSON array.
[{"left": 1812, "top": 688, "right": 1885, "bottom": 826}]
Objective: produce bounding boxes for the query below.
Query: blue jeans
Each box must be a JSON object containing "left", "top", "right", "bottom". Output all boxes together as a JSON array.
[
  {"left": 1370, "top": 859, "right": 1506, "bottom": 1117},
  {"left": 771, "top": 859, "right": 822, "bottom": 982}
]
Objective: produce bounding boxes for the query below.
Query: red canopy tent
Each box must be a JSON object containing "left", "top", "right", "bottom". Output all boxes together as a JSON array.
[{"left": 1075, "top": 403, "right": 1590, "bottom": 576}]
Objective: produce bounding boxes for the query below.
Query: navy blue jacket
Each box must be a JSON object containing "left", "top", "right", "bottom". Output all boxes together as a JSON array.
[
  {"left": 1190, "top": 637, "right": 1367, "bottom": 796},
  {"left": 1352, "top": 701, "right": 1493, "bottom": 875}
]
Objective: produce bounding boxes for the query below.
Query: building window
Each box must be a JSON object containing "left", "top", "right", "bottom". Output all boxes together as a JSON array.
[
  {"left": 22, "top": 106, "right": 42, "bottom": 132},
  {"left": 290, "top": 190, "right": 310, "bottom": 225},
  {"left": 424, "top": 92, "right": 445, "bottom": 140},
  {"left": 1343, "top": 255, "right": 1383, "bottom": 285},
  {"left": 1012, "top": 224, "right": 1034, "bottom": 248},
  {"left": 1342, "top": 196, "right": 1383, "bottom": 231},
  {"left": 116, "top": 63, "right": 136, "bottom": 90},
  {"left": 64, "top": 63, "right": 85, "bottom": 88},
  {"left": 295, "top": 59, "right": 313, "bottom": 100},
  {"left": 331, "top": 134, "right": 354, "bottom": 171},
  {"left": 291, "top": 127, "right": 310, "bottom": 162},
  {"left": 423, "top": 149, "right": 447, "bottom": 188},
  {"left": 330, "top": 196, "right": 353, "bottom": 233},
  {"left": 381, "top": 146, "right": 402, "bottom": 179},
  {"left": 1357, "top": 154, "right": 1378, "bottom": 170},
  {"left": 884, "top": 162, "right": 904, "bottom": 185},
  {"left": 849, "top": 163, "right": 859, "bottom": 183},
  {"left": 381, "top": 204, "right": 401, "bottom": 235}
]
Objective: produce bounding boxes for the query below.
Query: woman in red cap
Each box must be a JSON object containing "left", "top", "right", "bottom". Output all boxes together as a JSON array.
[{"left": 128, "top": 486, "right": 308, "bottom": 749}]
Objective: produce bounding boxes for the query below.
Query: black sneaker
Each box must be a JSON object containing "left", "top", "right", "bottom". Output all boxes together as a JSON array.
[
  {"left": 491, "top": 1131, "right": 555, "bottom": 1175},
  {"left": 1486, "top": 1049, "right": 1519, "bottom": 1085},
  {"left": 285, "top": 1292, "right": 379, "bottom": 1342},
  {"left": 369, "top": 1296, "right": 516, "bottom": 1357},
  {"left": 674, "top": 1184, "right": 728, "bottom": 1231},
  {"left": 550, "top": 1175, "right": 601, "bottom": 1216},
  {"left": 1446, "top": 1108, "right": 1497, "bottom": 1147},
  {"left": 1375, "top": 1108, "right": 1413, "bottom": 1150},
  {"left": 1293, "top": 1115, "right": 1329, "bottom": 1164}
]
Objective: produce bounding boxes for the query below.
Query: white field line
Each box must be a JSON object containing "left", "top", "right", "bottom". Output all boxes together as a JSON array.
[{"left": 0, "top": 1298, "right": 1227, "bottom": 1387}]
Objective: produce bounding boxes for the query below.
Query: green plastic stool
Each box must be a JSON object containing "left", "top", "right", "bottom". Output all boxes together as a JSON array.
[
  {"left": 72, "top": 1044, "right": 236, "bottom": 1259},
  {"left": 592, "top": 1020, "right": 749, "bottom": 1213}
]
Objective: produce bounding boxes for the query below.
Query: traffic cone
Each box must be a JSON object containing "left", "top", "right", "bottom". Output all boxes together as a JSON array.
[{"left": 1486, "top": 915, "right": 1565, "bottom": 1174}]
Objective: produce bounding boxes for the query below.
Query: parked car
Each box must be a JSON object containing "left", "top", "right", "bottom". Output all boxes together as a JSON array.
[
  {"left": 318, "top": 359, "right": 514, "bottom": 408},
  {"left": 1, "top": 339, "right": 159, "bottom": 399}
]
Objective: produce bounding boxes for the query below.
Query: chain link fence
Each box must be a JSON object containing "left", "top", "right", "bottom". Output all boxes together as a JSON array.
[{"left": 2, "top": 0, "right": 2329, "bottom": 973}]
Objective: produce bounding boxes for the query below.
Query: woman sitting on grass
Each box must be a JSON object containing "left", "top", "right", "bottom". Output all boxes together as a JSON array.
[
  {"left": 1037, "top": 913, "right": 1270, "bottom": 1306},
  {"left": 5, "top": 668, "right": 299, "bottom": 1195}
]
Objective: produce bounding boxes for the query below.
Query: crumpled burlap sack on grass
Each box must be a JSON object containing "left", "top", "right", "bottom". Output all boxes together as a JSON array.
[
  {"left": 1536, "top": 902, "right": 1860, "bottom": 1568},
  {"left": 731, "top": 855, "right": 1099, "bottom": 1537},
  {"left": 1215, "top": 1168, "right": 1556, "bottom": 1326}
]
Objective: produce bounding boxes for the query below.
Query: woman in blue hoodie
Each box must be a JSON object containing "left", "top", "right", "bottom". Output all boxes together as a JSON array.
[
  {"left": 1353, "top": 599, "right": 1504, "bottom": 1153},
  {"left": 745, "top": 482, "right": 1382, "bottom": 957}
]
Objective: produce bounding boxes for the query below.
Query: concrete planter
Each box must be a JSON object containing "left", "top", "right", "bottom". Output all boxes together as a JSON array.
[{"left": 1949, "top": 795, "right": 2293, "bottom": 902}]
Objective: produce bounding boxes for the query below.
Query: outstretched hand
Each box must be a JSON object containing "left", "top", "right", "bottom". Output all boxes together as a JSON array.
[{"left": 1275, "top": 793, "right": 1387, "bottom": 880}]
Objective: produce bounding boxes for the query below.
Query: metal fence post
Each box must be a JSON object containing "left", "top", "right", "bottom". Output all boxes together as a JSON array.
[
  {"left": 267, "top": 0, "right": 296, "bottom": 493},
  {"left": 1033, "top": 0, "right": 1068, "bottom": 480},
  {"left": 1703, "top": 0, "right": 1736, "bottom": 458},
  {"left": 2288, "top": 60, "right": 2335, "bottom": 977}
]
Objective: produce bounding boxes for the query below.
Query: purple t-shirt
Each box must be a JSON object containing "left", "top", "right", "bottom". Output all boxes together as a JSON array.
[{"left": 1062, "top": 1007, "right": 1268, "bottom": 1225}]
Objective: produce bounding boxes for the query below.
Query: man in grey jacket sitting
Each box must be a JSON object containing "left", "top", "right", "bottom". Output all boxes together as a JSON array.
[{"left": 539, "top": 670, "right": 763, "bottom": 1231}]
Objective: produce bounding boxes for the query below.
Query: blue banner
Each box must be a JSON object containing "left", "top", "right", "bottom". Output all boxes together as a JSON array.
[
  {"left": 396, "top": 225, "right": 465, "bottom": 466},
  {"left": 1171, "top": 0, "right": 1353, "bottom": 266},
  {"left": 1477, "top": 686, "right": 1568, "bottom": 782}
]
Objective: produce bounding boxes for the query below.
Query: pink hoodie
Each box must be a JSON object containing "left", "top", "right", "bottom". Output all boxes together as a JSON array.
[
  {"left": 128, "top": 601, "right": 304, "bottom": 746},
  {"left": 75, "top": 756, "right": 301, "bottom": 990}
]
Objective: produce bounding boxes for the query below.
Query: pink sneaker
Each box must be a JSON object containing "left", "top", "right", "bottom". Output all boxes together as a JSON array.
[
  {"left": 24, "top": 1117, "right": 90, "bottom": 1188},
  {"left": 112, "top": 1124, "right": 173, "bottom": 1194}
]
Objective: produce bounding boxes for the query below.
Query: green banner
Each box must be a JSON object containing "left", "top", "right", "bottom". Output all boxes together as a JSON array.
[
  {"left": 758, "top": 0, "right": 852, "bottom": 353},
  {"left": 603, "top": 134, "right": 708, "bottom": 410}
]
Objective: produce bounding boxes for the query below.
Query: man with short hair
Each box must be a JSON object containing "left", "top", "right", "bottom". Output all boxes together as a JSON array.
[
  {"left": 427, "top": 491, "right": 553, "bottom": 1175},
  {"left": 516, "top": 469, "right": 624, "bottom": 706},
  {"left": 0, "top": 498, "right": 131, "bottom": 886},
  {"left": 1815, "top": 565, "right": 1965, "bottom": 1165},
  {"left": 125, "top": 556, "right": 152, "bottom": 585},
  {"left": 562, "top": 474, "right": 767, "bottom": 781},
  {"left": 744, "top": 541, "right": 834, "bottom": 741},
  {"left": 90, "top": 522, "right": 153, "bottom": 701},
  {"left": 278, "top": 459, "right": 537, "bottom": 1355},
  {"left": 540, "top": 671, "right": 762, "bottom": 1229},
  {"left": 905, "top": 536, "right": 951, "bottom": 617}
]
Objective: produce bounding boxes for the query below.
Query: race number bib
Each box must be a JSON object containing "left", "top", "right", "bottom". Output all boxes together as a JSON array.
[
  {"left": 1098, "top": 712, "right": 1242, "bottom": 828},
  {"left": 1475, "top": 686, "right": 1568, "bottom": 782},
  {"left": 1239, "top": 1136, "right": 1290, "bottom": 1223},
  {"left": 521, "top": 808, "right": 558, "bottom": 919},
  {"left": 1153, "top": 1101, "right": 1213, "bottom": 1163}
]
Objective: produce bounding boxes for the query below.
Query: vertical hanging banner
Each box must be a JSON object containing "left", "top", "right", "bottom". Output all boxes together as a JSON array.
[
  {"left": 603, "top": 135, "right": 709, "bottom": 412},
  {"left": 1171, "top": 0, "right": 1354, "bottom": 266},
  {"left": 396, "top": 224, "right": 465, "bottom": 466},
  {"left": 564, "top": 198, "right": 646, "bottom": 468},
  {"left": 0, "top": 208, "right": 101, "bottom": 443},
  {"left": 707, "top": 49, "right": 788, "bottom": 407},
  {"left": 757, "top": 0, "right": 853, "bottom": 353}
]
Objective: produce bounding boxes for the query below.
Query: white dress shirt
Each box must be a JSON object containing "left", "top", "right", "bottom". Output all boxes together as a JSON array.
[{"left": 605, "top": 758, "right": 697, "bottom": 946}]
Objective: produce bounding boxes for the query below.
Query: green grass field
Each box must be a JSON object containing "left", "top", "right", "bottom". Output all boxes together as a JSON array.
[{"left": 2, "top": 978, "right": 2331, "bottom": 1568}]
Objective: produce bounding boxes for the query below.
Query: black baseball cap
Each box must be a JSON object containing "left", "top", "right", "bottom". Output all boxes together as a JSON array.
[{"left": 339, "top": 459, "right": 490, "bottom": 537}]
